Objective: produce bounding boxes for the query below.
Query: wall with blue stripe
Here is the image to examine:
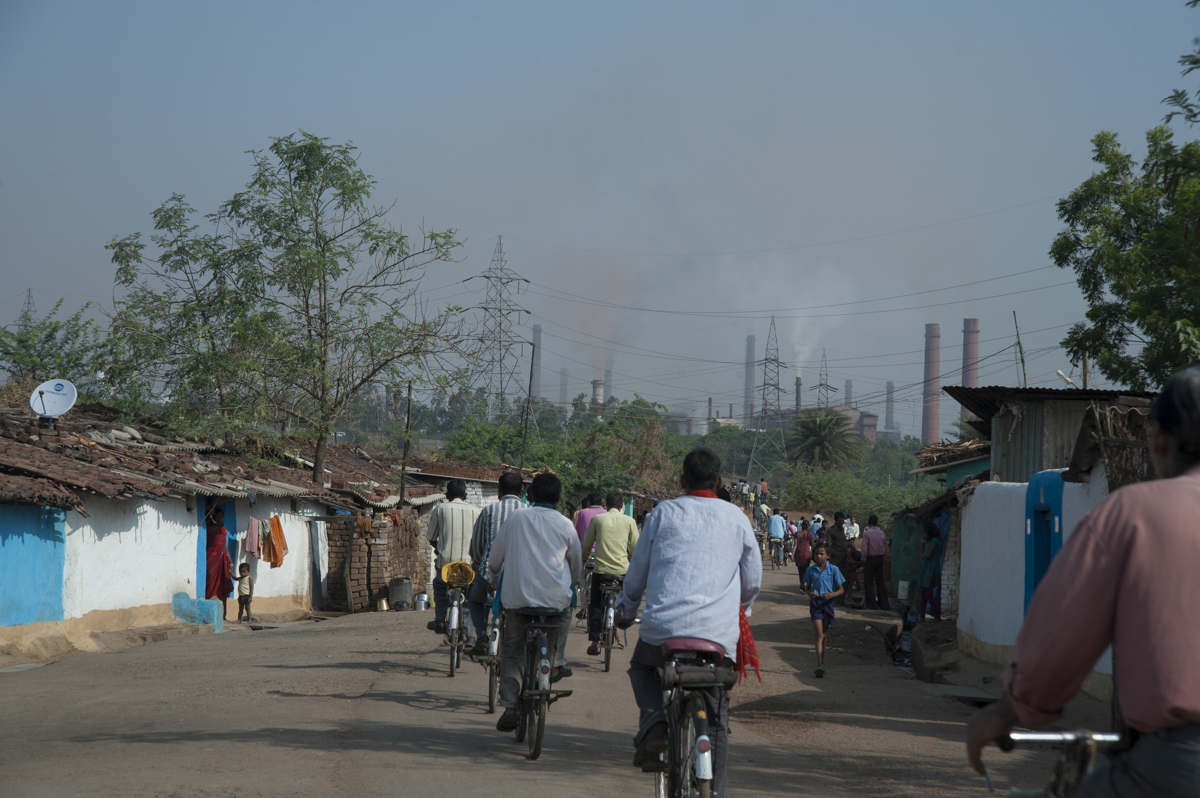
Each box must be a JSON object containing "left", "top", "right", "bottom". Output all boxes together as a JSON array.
[{"left": 0, "top": 505, "right": 66, "bottom": 626}]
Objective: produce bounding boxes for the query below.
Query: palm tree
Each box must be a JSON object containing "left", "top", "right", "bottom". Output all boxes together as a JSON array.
[{"left": 788, "top": 409, "right": 864, "bottom": 470}]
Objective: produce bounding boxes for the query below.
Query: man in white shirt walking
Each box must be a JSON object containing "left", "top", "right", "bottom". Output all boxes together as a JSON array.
[
  {"left": 488, "top": 473, "right": 581, "bottom": 732},
  {"left": 617, "top": 448, "right": 761, "bottom": 797},
  {"left": 425, "top": 479, "right": 481, "bottom": 634}
]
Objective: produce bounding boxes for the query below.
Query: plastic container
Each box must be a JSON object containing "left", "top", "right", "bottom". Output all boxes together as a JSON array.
[{"left": 389, "top": 577, "right": 413, "bottom": 610}]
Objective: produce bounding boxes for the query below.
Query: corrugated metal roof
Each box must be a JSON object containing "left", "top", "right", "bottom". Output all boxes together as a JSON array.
[{"left": 943, "top": 385, "right": 1156, "bottom": 429}]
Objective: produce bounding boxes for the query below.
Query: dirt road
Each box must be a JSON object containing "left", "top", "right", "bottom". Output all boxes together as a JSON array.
[{"left": 0, "top": 568, "right": 1107, "bottom": 797}]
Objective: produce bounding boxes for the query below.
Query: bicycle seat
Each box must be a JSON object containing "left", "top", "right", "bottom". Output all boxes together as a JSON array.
[
  {"left": 517, "top": 607, "right": 564, "bottom": 617},
  {"left": 661, "top": 638, "right": 725, "bottom": 659},
  {"left": 597, "top": 574, "right": 624, "bottom": 585}
]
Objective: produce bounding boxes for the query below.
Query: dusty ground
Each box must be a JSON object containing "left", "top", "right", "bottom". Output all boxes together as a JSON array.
[{"left": 0, "top": 568, "right": 1108, "bottom": 797}]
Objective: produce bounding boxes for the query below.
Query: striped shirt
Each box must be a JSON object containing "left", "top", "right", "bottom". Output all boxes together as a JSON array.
[
  {"left": 425, "top": 498, "right": 481, "bottom": 570},
  {"left": 470, "top": 494, "right": 524, "bottom": 581}
]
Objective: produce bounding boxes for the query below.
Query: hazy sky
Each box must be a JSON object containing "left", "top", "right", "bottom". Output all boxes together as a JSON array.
[{"left": 2, "top": 1, "right": 1195, "bottom": 438}]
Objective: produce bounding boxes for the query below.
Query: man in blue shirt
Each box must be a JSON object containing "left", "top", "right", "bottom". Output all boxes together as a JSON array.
[
  {"left": 767, "top": 509, "right": 787, "bottom": 562},
  {"left": 617, "top": 448, "right": 761, "bottom": 798}
]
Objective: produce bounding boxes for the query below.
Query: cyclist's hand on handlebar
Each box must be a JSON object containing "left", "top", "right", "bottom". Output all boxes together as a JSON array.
[
  {"left": 614, "top": 609, "right": 634, "bottom": 630},
  {"left": 966, "top": 695, "right": 1018, "bottom": 774}
]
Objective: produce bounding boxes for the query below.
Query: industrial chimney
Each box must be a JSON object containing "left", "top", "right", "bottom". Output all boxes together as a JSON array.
[
  {"left": 922, "top": 323, "right": 941, "bottom": 442},
  {"left": 708, "top": 397, "right": 713, "bottom": 419},
  {"left": 744, "top": 335, "right": 756, "bottom": 424},
  {"left": 604, "top": 365, "right": 613, "bottom": 403},
  {"left": 531, "top": 325, "right": 543, "bottom": 399},
  {"left": 559, "top": 367, "right": 568, "bottom": 407},
  {"left": 844, "top": 380, "right": 853, "bottom": 407},
  {"left": 886, "top": 381, "right": 896, "bottom": 431},
  {"left": 591, "top": 379, "right": 605, "bottom": 405},
  {"left": 961, "top": 318, "right": 979, "bottom": 417}
]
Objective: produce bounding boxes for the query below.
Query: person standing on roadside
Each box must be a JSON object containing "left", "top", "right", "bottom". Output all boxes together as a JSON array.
[
  {"left": 917, "top": 521, "right": 942, "bottom": 622},
  {"left": 967, "top": 367, "right": 1200, "bottom": 796},
  {"left": 825, "top": 512, "right": 850, "bottom": 605},
  {"left": 861, "top": 515, "right": 891, "bottom": 611},
  {"left": 467, "top": 471, "right": 525, "bottom": 655}
]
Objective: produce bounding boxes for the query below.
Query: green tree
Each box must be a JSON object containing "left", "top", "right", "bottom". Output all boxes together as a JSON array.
[
  {"left": 0, "top": 299, "right": 107, "bottom": 393},
  {"left": 1051, "top": 126, "right": 1200, "bottom": 389},
  {"left": 108, "top": 131, "right": 467, "bottom": 480},
  {"left": 788, "top": 409, "right": 865, "bottom": 470}
]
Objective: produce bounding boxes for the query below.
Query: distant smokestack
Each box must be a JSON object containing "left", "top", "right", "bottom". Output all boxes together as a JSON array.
[
  {"left": 961, "top": 318, "right": 979, "bottom": 417},
  {"left": 591, "top": 379, "right": 605, "bottom": 405},
  {"left": 922, "top": 323, "right": 941, "bottom": 442},
  {"left": 744, "top": 335, "right": 756, "bottom": 424},
  {"left": 844, "top": 380, "right": 853, "bottom": 407},
  {"left": 729, "top": 403, "right": 733, "bottom": 418},
  {"left": 531, "top": 325, "right": 542, "bottom": 399},
  {"left": 795, "top": 376, "right": 802, "bottom": 413},
  {"left": 708, "top": 397, "right": 713, "bottom": 419},
  {"left": 886, "top": 381, "right": 896, "bottom": 431},
  {"left": 559, "top": 367, "right": 568, "bottom": 406},
  {"left": 686, "top": 417, "right": 693, "bottom": 435},
  {"left": 604, "top": 365, "right": 613, "bottom": 402}
]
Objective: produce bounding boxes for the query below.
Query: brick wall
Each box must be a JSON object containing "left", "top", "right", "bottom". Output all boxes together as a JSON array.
[
  {"left": 324, "top": 511, "right": 430, "bottom": 612},
  {"left": 940, "top": 507, "right": 962, "bottom": 616}
]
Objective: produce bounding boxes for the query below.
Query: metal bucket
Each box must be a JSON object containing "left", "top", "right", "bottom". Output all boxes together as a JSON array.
[
  {"left": 389, "top": 577, "right": 413, "bottom": 610},
  {"left": 414, "top": 593, "right": 429, "bottom": 611}
]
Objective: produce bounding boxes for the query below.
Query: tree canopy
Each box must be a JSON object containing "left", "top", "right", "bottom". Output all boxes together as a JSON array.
[
  {"left": 0, "top": 299, "right": 107, "bottom": 396},
  {"left": 107, "top": 131, "right": 467, "bottom": 479},
  {"left": 1050, "top": 126, "right": 1200, "bottom": 389},
  {"left": 787, "top": 408, "right": 864, "bottom": 470}
]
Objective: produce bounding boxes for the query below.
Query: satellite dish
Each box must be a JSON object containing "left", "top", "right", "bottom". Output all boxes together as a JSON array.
[{"left": 29, "top": 379, "right": 77, "bottom": 418}]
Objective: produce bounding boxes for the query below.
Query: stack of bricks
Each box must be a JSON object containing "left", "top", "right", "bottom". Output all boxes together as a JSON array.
[{"left": 324, "top": 510, "right": 431, "bottom": 612}]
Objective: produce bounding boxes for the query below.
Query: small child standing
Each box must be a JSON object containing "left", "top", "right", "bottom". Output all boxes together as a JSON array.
[
  {"left": 802, "top": 544, "right": 845, "bottom": 679},
  {"left": 234, "top": 563, "right": 254, "bottom": 623}
]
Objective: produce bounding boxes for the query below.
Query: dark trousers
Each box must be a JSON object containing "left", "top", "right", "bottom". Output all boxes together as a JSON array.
[
  {"left": 918, "top": 585, "right": 940, "bottom": 621},
  {"left": 864, "top": 555, "right": 890, "bottom": 610},
  {"left": 587, "top": 573, "right": 622, "bottom": 642},
  {"left": 432, "top": 574, "right": 449, "bottom": 625},
  {"left": 628, "top": 639, "right": 730, "bottom": 798},
  {"left": 465, "top": 576, "right": 491, "bottom": 644},
  {"left": 499, "top": 608, "right": 571, "bottom": 708},
  {"left": 1082, "top": 724, "right": 1200, "bottom": 797}
]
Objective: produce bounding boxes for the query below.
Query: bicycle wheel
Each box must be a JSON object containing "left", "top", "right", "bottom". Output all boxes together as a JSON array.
[
  {"left": 602, "top": 624, "right": 613, "bottom": 673},
  {"left": 487, "top": 663, "right": 500, "bottom": 714},
  {"left": 448, "top": 625, "right": 458, "bottom": 677},
  {"left": 515, "top": 697, "right": 528, "bottom": 742},
  {"left": 528, "top": 696, "right": 546, "bottom": 759},
  {"left": 678, "top": 702, "right": 700, "bottom": 798}
]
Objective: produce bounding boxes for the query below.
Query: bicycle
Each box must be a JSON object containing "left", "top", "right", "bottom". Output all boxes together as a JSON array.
[
  {"left": 782, "top": 537, "right": 794, "bottom": 567},
  {"left": 576, "top": 562, "right": 594, "bottom": 628},
  {"left": 596, "top": 574, "right": 624, "bottom": 673},
  {"left": 768, "top": 538, "right": 784, "bottom": 570},
  {"left": 988, "top": 731, "right": 1120, "bottom": 797},
  {"left": 476, "top": 611, "right": 504, "bottom": 713},
  {"left": 647, "top": 638, "right": 736, "bottom": 798},
  {"left": 512, "top": 606, "right": 573, "bottom": 760},
  {"left": 441, "top": 562, "right": 474, "bottom": 678}
]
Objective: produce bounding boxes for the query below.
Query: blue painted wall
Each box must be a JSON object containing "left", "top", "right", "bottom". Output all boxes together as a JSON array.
[
  {"left": 0, "top": 505, "right": 66, "bottom": 626},
  {"left": 1024, "top": 470, "right": 1065, "bottom": 613}
]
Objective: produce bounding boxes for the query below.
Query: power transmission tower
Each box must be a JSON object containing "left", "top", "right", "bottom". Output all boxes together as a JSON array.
[
  {"left": 17, "top": 289, "right": 36, "bottom": 332},
  {"left": 810, "top": 349, "right": 836, "bottom": 408},
  {"left": 471, "top": 237, "right": 529, "bottom": 420},
  {"left": 745, "top": 317, "right": 787, "bottom": 483}
]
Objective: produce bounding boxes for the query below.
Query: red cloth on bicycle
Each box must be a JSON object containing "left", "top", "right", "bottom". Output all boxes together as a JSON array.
[{"left": 736, "top": 604, "right": 760, "bottom": 683}]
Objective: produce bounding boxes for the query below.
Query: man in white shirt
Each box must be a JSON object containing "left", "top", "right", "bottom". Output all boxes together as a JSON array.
[
  {"left": 617, "top": 448, "right": 761, "bottom": 796},
  {"left": 488, "top": 473, "right": 581, "bottom": 732},
  {"left": 424, "top": 479, "right": 481, "bottom": 634}
]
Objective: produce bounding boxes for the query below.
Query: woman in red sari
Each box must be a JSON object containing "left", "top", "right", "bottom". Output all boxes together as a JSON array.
[{"left": 205, "top": 508, "right": 234, "bottom": 620}]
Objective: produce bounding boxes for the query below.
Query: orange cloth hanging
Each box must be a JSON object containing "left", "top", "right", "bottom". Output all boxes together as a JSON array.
[
  {"left": 736, "top": 604, "right": 761, "bottom": 684},
  {"left": 262, "top": 516, "right": 288, "bottom": 569}
]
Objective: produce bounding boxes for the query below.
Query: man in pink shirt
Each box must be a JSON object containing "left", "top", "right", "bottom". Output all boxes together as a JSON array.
[
  {"left": 967, "top": 366, "right": 1200, "bottom": 796},
  {"left": 574, "top": 492, "right": 606, "bottom": 545},
  {"left": 860, "top": 515, "right": 890, "bottom": 611}
]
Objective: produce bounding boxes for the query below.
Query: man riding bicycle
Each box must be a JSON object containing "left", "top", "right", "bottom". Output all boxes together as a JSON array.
[
  {"left": 424, "top": 479, "right": 480, "bottom": 634},
  {"left": 487, "top": 473, "right": 581, "bottom": 733},
  {"left": 467, "top": 471, "right": 525, "bottom": 656},
  {"left": 581, "top": 491, "right": 639, "bottom": 657},
  {"left": 767, "top": 508, "right": 787, "bottom": 563},
  {"left": 617, "top": 448, "right": 761, "bottom": 798}
]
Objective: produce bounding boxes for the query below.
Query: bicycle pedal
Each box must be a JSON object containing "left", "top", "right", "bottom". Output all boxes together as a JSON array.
[{"left": 639, "top": 757, "right": 668, "bottom": 773}]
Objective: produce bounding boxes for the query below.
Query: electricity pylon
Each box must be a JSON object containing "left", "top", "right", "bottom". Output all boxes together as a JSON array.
[{"left": 745, "top": 317, "right": 787, "bottom": 483}]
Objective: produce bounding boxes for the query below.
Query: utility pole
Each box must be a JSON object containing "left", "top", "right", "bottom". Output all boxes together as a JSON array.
[
  {"left": 1082, "top": 350, "right": 1091, "bottom": 389},
  {"left": 17, "top": 289, "right": 35, "bottom": 331},
  {"left": 1013, "top": 311, "right": 1028, "bottom": 388},
  {"left": 745, "top": 317, "right": 788, "bottom": 484},
  {"left": 399, "top": 383, "right": 413, "bottom": 507}
]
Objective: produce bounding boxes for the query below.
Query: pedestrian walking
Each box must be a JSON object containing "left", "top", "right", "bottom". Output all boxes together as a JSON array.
[
  {"left": 861, "top": 515, "right": 891, "bottom": 611},
  {"left": 802, "top": 544, "right": 844, "bottom": 678},
  {"left": 794, "top": 519, "right": 813, "bottom": 577}
]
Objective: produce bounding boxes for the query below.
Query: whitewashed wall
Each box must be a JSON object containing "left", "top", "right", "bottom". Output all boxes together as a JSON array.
[
  {"left": 1060, "top": 465, "right": 1113, "bottom": 675},
  {"left": 958, "top": 481, "right": 1028, "bottom": 648},
  {"left": 63, "top": 497, "right": 197, "bottom": 620},
  {"left": 226, "top": 497, "right": 318, "bottom": 605}
]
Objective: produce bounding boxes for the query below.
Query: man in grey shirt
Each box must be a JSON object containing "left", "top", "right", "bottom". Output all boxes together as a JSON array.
[{"left": 617, "top": 448, "right": 761, "bottom": 797}]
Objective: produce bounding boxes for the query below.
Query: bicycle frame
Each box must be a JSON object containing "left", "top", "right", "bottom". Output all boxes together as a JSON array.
[{"left": 654, "top": 652, "right": 726, "bottom": 798}]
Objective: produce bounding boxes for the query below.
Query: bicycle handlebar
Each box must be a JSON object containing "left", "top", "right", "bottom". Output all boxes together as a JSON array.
[{"left": 996, "top": 731, "right": 1121, "bottom": 751}]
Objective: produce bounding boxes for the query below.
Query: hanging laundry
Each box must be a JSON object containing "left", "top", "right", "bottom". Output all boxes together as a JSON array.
[
  {"left": 246, "top": 517, "right": 262, "bottom": 559},
  {"left": 262, "top": 516, "right": 289, "bottom": 569}
]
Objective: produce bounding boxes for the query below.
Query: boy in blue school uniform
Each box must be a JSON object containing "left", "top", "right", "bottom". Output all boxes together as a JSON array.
[{"left": 802, "top": 543, "right": 845, "bottom": 679}]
